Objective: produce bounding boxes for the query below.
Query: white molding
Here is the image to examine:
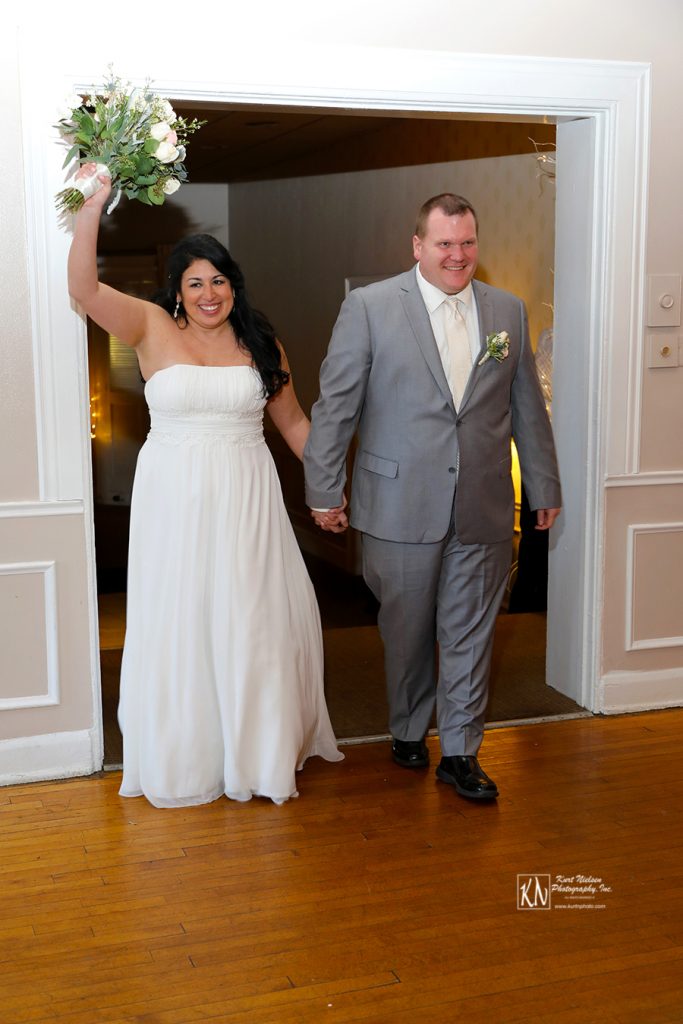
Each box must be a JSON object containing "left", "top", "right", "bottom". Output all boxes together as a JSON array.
[
  {"left": 625, "top": 523, "right": 683, "bottom": 651},
  {"left": 83, "top": 435, "right": 104, "bottom": 772},
  {"left": 0, "top": 500, "right": 84, "bottom": 519},
  {"left": 547, "top": 117, "right": 604, "bottom": 711},
  {"left": 623, "top": 69, "right": 651, "bottom": 476},
  {"left": 629, "top": 636, "right": 683, "bottom": 651},
  {"left": 0, "top": 561, "right": 59, "bottom": 710},
  {"left": 20, "top": 82, "right": 89, "bottom": 502},
  {"left": 606, "top": 472, "right": 683, "bottom": 488},
  {"left": 600, "top": 667, "right": 683, "bottom": 714},
  {"left": 0, "top": 729, "right": 100, "bottom": 787}
]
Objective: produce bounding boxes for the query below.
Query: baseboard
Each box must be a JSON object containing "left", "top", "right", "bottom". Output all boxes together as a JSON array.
[
  {"left": 599, "top": 667, "right": 683, "bottom": 714},
  {"left": 0, "top": 728, "right": 101, "bottom": 786}
]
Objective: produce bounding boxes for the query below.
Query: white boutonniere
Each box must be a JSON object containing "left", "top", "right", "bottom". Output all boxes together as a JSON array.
[{"left": 478, "top": 330, "right": 510, "bottom": 366}]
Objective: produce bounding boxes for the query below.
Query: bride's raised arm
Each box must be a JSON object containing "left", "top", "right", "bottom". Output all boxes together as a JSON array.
[{"left": 67, "top": 164, "right": 165, "bottom": 349}]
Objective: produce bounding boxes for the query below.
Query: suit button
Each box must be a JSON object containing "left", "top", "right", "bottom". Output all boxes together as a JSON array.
[{"left": 448, "top": 467, "right": 456, "bottom": 474}]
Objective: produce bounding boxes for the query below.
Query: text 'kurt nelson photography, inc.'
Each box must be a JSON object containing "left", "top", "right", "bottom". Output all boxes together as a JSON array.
[{"left": 517, "top": 873, "right": 613, "bottom": 911}]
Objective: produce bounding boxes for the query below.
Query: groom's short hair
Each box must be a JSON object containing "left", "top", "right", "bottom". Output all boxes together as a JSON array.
[{"left": 415, "top": 193, "right": 479, "bottom": 237}]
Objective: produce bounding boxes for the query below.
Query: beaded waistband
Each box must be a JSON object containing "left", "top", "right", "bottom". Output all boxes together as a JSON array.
[{"left": 147, "top": 411, "right": 264, "bottom": 448}]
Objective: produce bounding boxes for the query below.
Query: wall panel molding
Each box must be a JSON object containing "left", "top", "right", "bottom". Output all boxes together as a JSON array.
[
  {"left": 0, "top": 500, "right": 84, "bottom": 519},
  {"left": 0, "top": 560, "right": 59, "bottom": 710},
  {"left": 625, "top": 522, "right": 683, "bottom": 651},
  {"left": 606, "top": 472, "right": 683, "bottom": 488}
]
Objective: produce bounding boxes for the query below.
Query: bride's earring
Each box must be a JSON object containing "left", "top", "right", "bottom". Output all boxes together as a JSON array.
[{"left": 173, "top": 300, "right": 180, "bottom": 320}]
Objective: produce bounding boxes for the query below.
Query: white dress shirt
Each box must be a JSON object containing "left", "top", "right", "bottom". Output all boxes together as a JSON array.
[{"left": 415, "top": 264, "right": 480, "bottom": 379}]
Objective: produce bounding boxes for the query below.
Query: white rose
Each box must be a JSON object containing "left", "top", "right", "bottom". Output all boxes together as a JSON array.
[
  {"left": 163, "top": 178, "right": 181, "bottom": 195},
  {"left": 155, "top": 140, "right": 179, "bottom": 163},
  {"left": 160, "top": 99, "right": 176, "bottom": 122},
  {"left": 150, "top": 121, "right": 172, "bottom": 142}
]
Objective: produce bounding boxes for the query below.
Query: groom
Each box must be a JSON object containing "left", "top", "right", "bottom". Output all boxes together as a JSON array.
[{"left": 304, "top": 193, "right": 561, "bottom": 801}]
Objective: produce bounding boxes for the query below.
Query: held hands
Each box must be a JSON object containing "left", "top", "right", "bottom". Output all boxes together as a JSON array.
[{"left": 310, "top": 495, "right": 349, "bottom": 534}]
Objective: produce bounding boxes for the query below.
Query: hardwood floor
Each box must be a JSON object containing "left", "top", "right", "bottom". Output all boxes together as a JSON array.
[{"left": 1, "top": 710, "right": 683, "bottom": 1022}]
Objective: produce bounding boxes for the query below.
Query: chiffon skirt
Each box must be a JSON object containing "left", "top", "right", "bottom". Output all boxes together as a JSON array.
[{"left": 117, "top": 365, "right": 342, "bottom": 808}]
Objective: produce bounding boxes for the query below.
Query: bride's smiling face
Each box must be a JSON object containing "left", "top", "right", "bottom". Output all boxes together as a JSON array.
[{"left": 178, "top": 259, "right": 234, "bottom": 327}]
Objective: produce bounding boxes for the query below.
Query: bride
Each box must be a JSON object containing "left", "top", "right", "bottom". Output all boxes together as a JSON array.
[{"left": 68, "top": 164, "right": 343, "bottom": 808}]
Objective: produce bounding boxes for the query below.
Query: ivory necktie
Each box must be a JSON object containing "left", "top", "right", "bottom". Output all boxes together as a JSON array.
[{"left": 444, "top": 296, "right": 471, "bottom": 409}]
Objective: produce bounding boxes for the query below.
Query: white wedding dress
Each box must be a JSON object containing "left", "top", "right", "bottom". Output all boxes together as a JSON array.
[{"left": 117, "top": 364, "right": 343, "bottom": 808}]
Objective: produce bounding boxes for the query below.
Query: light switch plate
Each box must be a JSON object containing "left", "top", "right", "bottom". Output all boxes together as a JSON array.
[
  {"left": 647, "top": 275, "right": 682, "bottom": 327},
  {"left": 648, "top": 333, "right": 680, "bottom": 368}
]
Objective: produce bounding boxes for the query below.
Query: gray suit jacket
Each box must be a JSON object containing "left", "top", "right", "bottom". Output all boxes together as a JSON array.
[{"left": 304, "top": 267, "right": 561, "bottom": 545}]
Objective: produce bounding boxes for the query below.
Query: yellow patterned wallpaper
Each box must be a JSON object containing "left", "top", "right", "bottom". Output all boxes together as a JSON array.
[{"left": 456, "top": 151, "right": 557, "bottom": 348}]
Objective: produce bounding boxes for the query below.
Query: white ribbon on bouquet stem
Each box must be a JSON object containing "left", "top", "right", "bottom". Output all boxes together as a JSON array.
[{"left": 74, "top": 163, "right": 121, "bottom": 214}]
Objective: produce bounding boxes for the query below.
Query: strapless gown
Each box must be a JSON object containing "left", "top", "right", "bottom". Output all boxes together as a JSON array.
[{"left": 117, "top": 364, "right": 343, "bottom": 807}]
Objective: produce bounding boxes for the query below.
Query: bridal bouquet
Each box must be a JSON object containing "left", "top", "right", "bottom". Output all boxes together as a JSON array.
[{"left": 54, "top": 69, "right": 205, "bottom": 214}]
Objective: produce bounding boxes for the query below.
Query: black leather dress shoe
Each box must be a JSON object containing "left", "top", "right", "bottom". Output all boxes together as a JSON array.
[
  {"left": 392, "top": 738, "right": 429, "bottom": 769},
  {"left": 436, "top": 755, "right": 499, "bottom": 800}
]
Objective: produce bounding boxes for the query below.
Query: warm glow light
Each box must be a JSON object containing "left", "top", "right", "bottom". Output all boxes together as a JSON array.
[
  {"left": 511, "top": 441, "right": 522, "bottom": 531},
  {"left": 90, "top": 393, "right": 98, "bottom": 440}
]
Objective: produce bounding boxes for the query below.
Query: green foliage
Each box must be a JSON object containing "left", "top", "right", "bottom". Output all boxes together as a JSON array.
[{"left": 147, "top": 185, "right": 165, "bottom": 205}]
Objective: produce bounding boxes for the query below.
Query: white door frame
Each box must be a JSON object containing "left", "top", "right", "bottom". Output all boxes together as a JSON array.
[{"left": 19, "top": 42, "right": 650, "bottom": 772}]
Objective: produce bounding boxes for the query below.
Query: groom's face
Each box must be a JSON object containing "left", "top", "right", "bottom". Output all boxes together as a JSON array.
[{"left": 413, "top": 209, "right": 479, "bottom": 295}]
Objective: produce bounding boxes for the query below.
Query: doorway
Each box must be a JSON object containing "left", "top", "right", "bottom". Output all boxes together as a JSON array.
[{"left": 90, "top": 105, "right": 585, "bottom": 766}]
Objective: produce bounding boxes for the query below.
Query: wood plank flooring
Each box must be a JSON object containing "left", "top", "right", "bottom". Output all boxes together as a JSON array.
[{"left": 1, "top": 710, "right": 683, "bottom": 1023}]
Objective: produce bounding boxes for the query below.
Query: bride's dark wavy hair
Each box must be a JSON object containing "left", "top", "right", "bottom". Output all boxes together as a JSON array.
[{"left": 153, "top": 234, "right": 289, "bottom": 398}]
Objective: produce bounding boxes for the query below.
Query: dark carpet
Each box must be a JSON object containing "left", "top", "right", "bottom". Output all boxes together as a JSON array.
[{"left": 100, "top": 611, "right": 582, "bottom": 765}]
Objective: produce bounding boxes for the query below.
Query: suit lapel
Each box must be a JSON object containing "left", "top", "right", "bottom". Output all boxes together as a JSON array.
[
  {"left": 397, "top": 274, "right": 502, "bottom": 417},
  {"left": 458, "top": 279, "right": 494, "bottom": 414},
  {"left": 473, "top": 279, "right": 495, "bottom": 356},
  {"left": 398, "top": 270, "right": 455, "bottom": 413}
]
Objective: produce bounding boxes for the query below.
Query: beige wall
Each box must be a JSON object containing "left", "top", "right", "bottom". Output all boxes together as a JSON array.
[{"left": 2, "top": 2, "right": 683, "bottom": 780}]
